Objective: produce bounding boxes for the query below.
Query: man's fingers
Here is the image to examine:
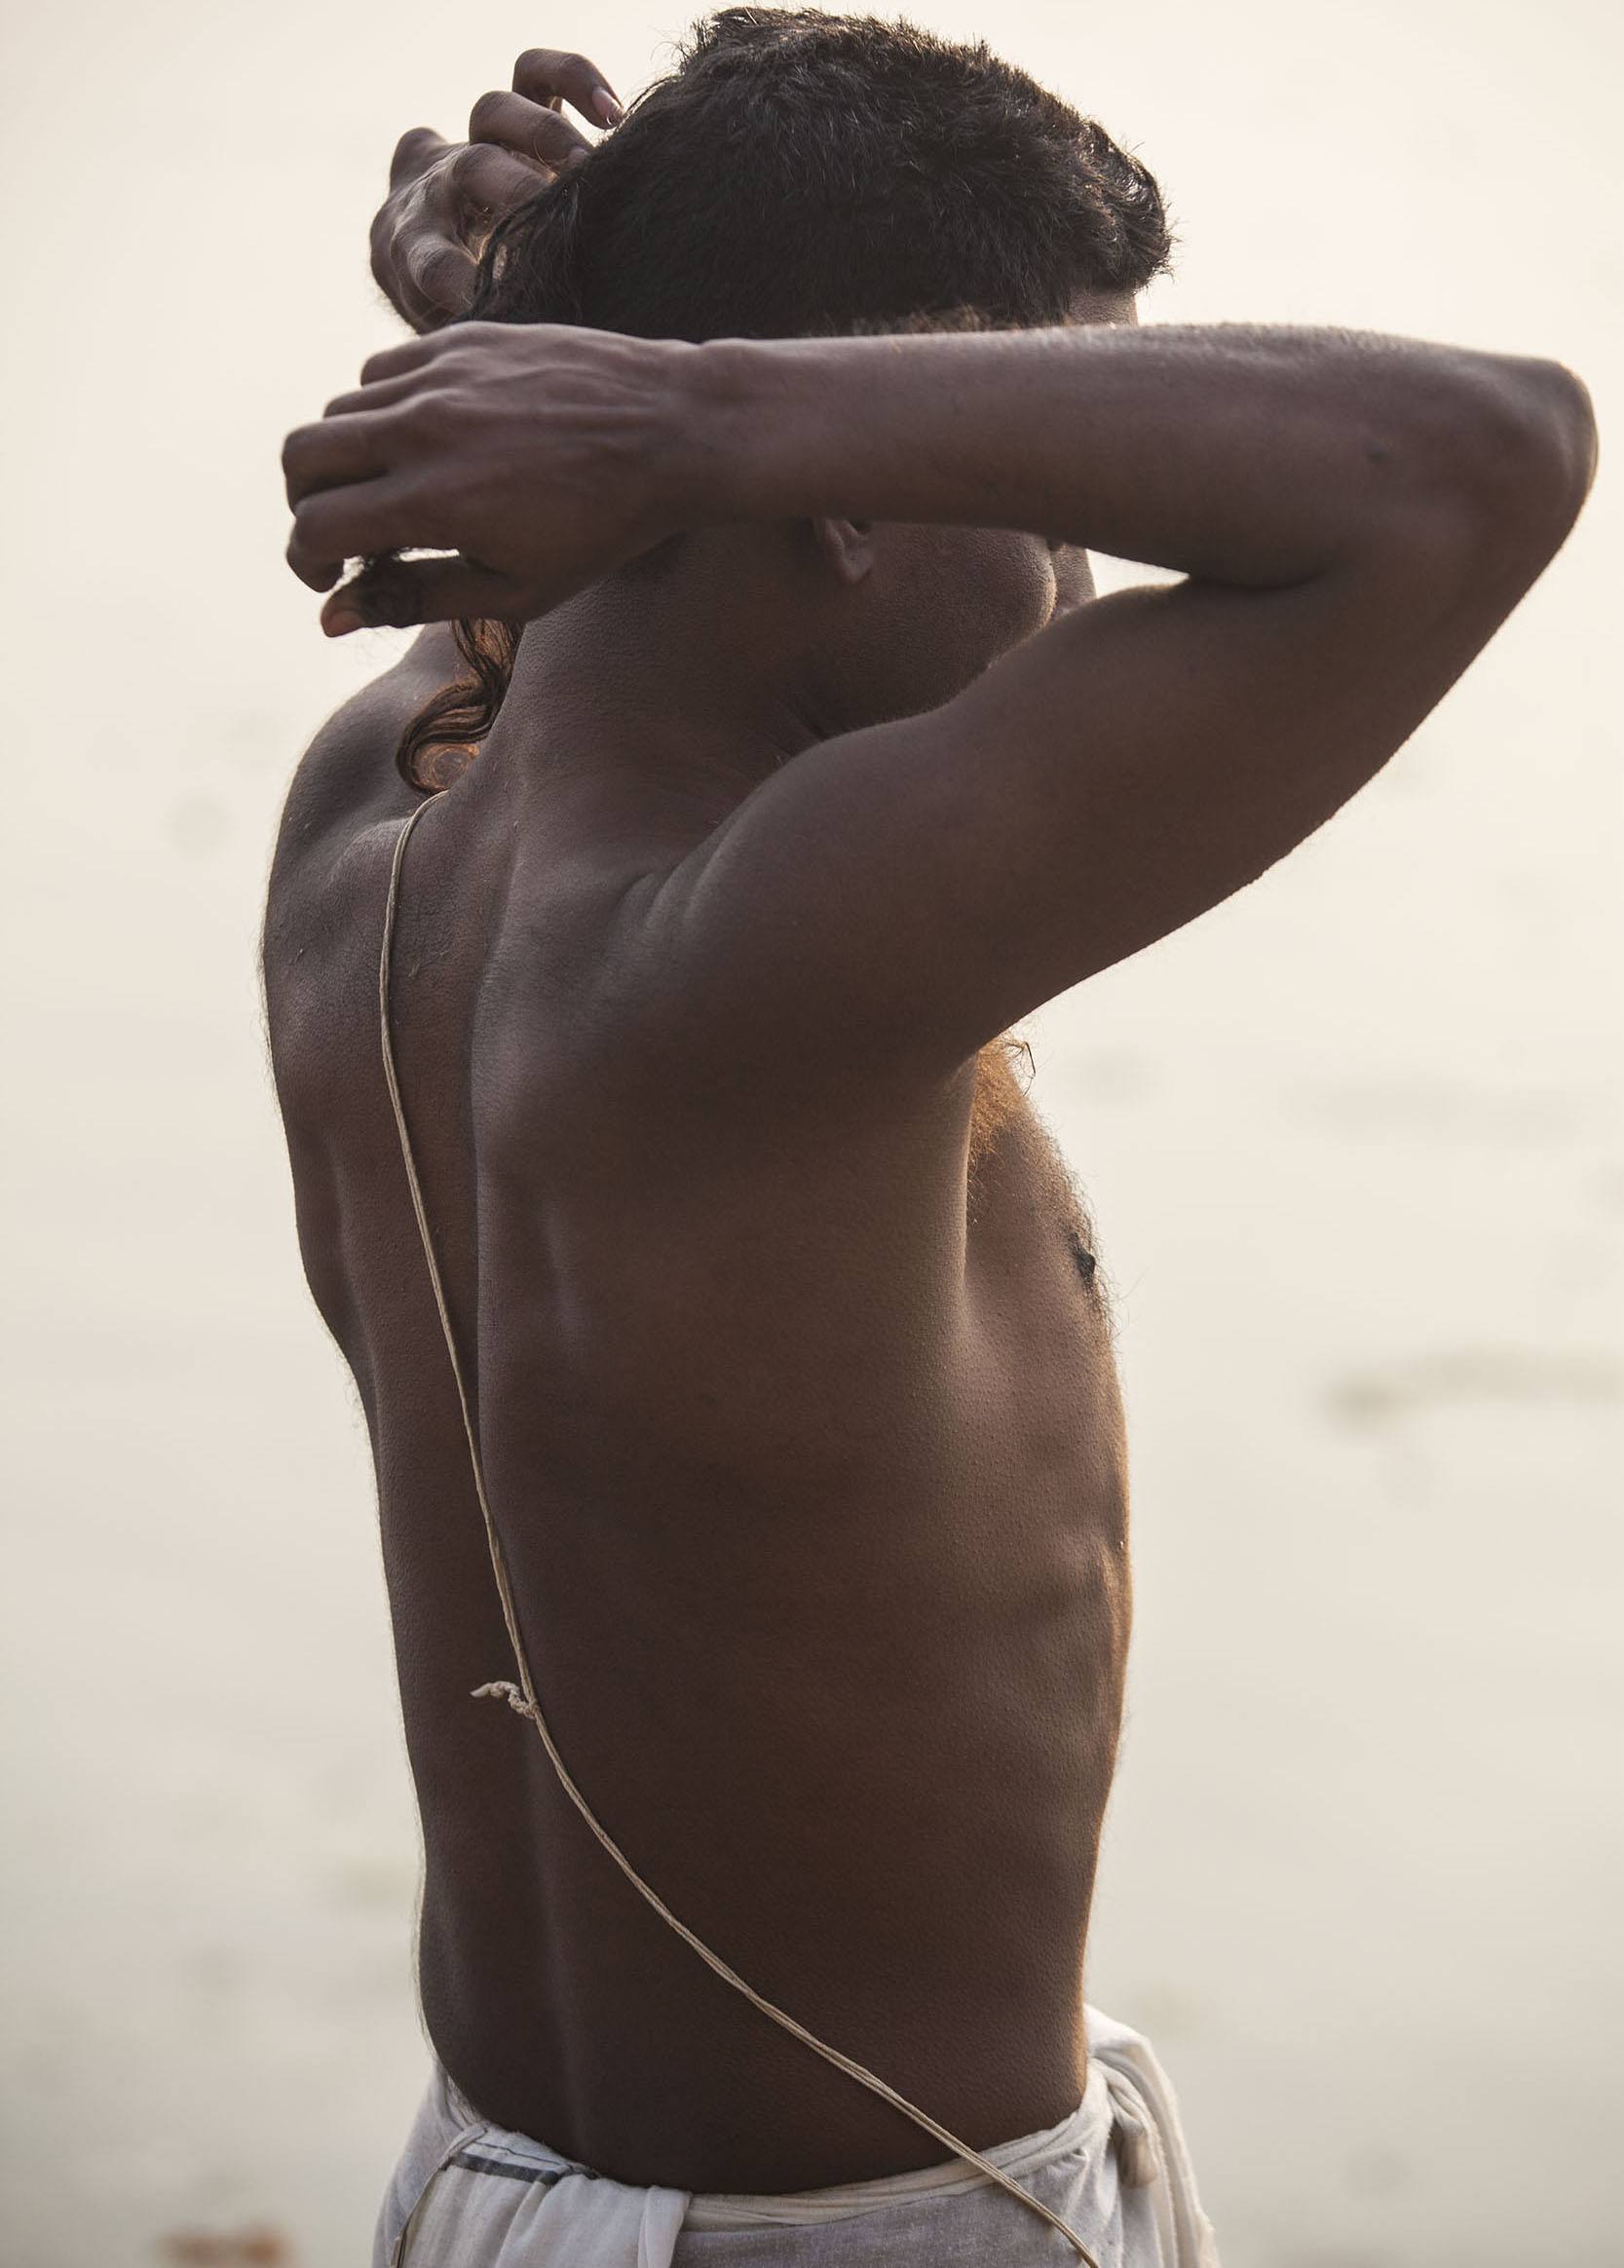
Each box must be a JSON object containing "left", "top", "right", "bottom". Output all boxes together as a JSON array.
[
  {"left": 468, "top": 89, "right": 591, "bottom": 170},
  {"left": 359, "top": 321, "right": 513, "bottom": 387},
  {"left": 321, "top": 553, "right": 531, "bottom": 635},
  {"left": 389, "top": 126, "right": 452, "bottom": 191},
  {"left": 285, "top": 479, "right": 442, "bottom": 591},
  {"left": 403, "top": 233, "right": 477, "bottom": 317},
  {"left": 283, "top": 411, "right": 397, "bottom": 508},
  {"left": 370, "top": 59, "right": 620, "bottom": 334},
  {"left": 359, "top": 332, "right": 447, "bottom": 388},
  {"left": 510, "top": 47, "right": 623, "bottom": 129},
  {"left": 445, "top": 139, "right": 552, "bottom": 224},
  {"left": 321, "top": 375, "right": 419, "bottom": 421}
]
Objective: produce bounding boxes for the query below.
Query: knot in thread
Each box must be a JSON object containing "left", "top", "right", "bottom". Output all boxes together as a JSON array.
[{"left": 472, "top": 1680, "right": 541, "bottom": 1722}]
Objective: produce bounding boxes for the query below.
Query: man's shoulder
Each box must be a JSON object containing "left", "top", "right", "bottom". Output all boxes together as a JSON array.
[
  {"left": 262, "top": 629, "right": 472, "bottom": 1046},
  {"left": 269, "top": 627, "right": 466, "bottom": 903}
]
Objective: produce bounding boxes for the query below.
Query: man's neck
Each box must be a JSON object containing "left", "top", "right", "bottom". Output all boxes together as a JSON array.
[{"left": 483, "top": 568, "right": 828, "bottom": 838}]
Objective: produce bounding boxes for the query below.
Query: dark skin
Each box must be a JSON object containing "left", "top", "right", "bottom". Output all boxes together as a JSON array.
[
  {"left": 368, "top": 48, "right": 623, "bottom": 331},
  {"left": 265, "top": 47, "right": 1597, "bottom": 2192}
]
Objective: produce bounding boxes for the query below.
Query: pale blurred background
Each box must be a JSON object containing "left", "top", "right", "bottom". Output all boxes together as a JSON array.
[{"left": 2, "top": 2, "right": 1620, "bottom": 2262}]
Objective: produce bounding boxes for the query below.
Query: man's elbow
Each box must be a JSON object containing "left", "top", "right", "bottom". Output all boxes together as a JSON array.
[{"left": 1449, "top": 353, "right": 1599, "bottom": 564}]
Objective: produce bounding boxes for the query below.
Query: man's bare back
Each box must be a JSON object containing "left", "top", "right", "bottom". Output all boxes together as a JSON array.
[
  {"left": 269, "top": 21, "right": 1595, "bottom": 2245},
  {"left": 264, "top": 620, "right": 1129, "bottom": 2191}
]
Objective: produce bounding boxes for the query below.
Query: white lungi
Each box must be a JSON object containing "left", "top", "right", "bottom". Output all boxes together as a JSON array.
[{"left": 375, "top": 2004, "right": 1220, "bottom": 2266}]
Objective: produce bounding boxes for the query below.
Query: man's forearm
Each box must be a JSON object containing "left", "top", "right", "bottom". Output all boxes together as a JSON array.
[
  {"left": 283, "top": 316, "right": 1595, "bottom": 633},
  {"left": 684, "top": 322, "right": 1596, "bottom": 588}
]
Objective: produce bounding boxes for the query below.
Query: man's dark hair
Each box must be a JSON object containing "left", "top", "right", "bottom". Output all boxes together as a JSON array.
[
  {"left": 479, "top": 8, "right": 1169, "bottom": 337},
  {"left": 399, "top": 7, "right": 1172, "bottom": 787}
]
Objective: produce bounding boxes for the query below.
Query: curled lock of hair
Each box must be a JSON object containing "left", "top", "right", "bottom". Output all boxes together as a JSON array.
[{"left": 394, "top": 167, "right": 590, "bottom": 792}]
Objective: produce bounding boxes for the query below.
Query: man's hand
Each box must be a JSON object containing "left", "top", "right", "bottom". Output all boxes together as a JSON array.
[
  {"left": 282, "top": 321, "right": 696, "bottom": 631},
  {"left": 370, "top": 48, "right": 624, "bottom": 333}
]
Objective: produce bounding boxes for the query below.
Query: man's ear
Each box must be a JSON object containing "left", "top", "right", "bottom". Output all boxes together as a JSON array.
[{"left": 809, "top": 514, "right": 875, "bottom": 586}]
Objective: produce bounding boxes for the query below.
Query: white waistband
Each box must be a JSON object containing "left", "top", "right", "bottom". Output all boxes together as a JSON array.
[
  {"left": 400, "top": 2005, "right": 1219, "bottom": 2264},
  {"left": 681, "top": 2063, "right": 1110, "bottom": 2230},
  {"left": 440, "top": 2053, "right": 1114, "bottom": 2233}
]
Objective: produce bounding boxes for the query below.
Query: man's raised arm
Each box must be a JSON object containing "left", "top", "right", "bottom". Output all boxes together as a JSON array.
[
  {"left": 283, "top": 319, "right": 1595, "bottom": 1089},
  {"left": 710, "top": 320, "right": 1592, "bottom": 586}
]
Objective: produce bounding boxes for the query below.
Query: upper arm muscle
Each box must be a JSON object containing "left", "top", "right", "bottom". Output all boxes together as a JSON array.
[{"left": 625, "top": 523, "right": 1538, "bottom": 1099}]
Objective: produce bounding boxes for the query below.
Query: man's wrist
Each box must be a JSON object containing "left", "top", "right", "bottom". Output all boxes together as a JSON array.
[
  {"left": 661, "top": 328, "right": 1011, "bottom": 536},
  {"left": 662, "top": 335, "right": 821, "bottom": 534}
]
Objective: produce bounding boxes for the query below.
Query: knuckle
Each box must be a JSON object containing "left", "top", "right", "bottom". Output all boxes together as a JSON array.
[
  {"left": 409, "top": 238, "right": 471, "bottom": 295},
  {"left": 516, "top": 45, "right": 587, "bottom": 81},
  {"left": 388, "top": 126, "right": 443, "bottom": 192},
  {"left": 529, "top": 111, "right": 574, "bottom": 158},
  {"left": 502, "top": 148, "right": 552, "bottom": 195},
  {"left": 394, "top": 391, "right": 441, "bottom": 443},
  {"left": 468, "top": 90, "right": 510, "bottom": 142},
  {"left": 447, "top": 143, "right": 483, "bottom": 194},
  {"left": 286, "top": 534, "right": 325, "bottom": 589}
]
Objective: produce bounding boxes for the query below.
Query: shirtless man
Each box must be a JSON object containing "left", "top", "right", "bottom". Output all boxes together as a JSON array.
[{"left": 266, "top": 16, "right": 1596, "bottom": 2264}]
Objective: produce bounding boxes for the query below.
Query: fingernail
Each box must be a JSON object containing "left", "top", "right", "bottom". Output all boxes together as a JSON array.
[
  {"left": 324, "top": 606, "right": 363, "bottom": 637},
  {"left": 593, "top": 86, "right": 624, "bottom": 126}
]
